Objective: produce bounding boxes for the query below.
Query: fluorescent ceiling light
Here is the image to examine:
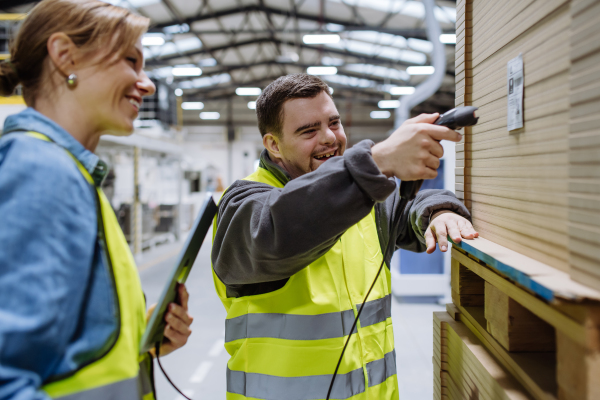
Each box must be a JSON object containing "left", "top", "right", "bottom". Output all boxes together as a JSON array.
[
  {"left": 440, "top": 34, "right": 457, "bottom": 44},
  {"left": 322, "top": 56, "right": 345, "bottom": 66},
  {"left": 163, "top": 23, "right": 189, "bottom": 34},
  {"left": 307, "top": 66, "right": 337, "bottom": 75},
  {"left": 407, "top": 38, "right": 433, "bottom": 53},
  {"left": 182, "top": 102, "right": 204, "bottom": 110},
  {"left": 275, "top": 53, "right": 300, "bottom": 63},
  {"left": 323, "top": 74, "right": 377, "bottom": 89},
  {"left": 378, "top": 100, "right": 400, "bottom": 109},
  {"left": 407, "top": 66, "right": 435, "bottom": 75},
  {"left": 236, "top": 87, "right": 262, "bottom": 96},
  {"left": 128, "top": 0, "right": 160, "bottom": 6},
  {"left": 174, "top": 88, "right": 183, "bottom": 96},
  {"left": 326, "top": 23, "right": 345, "bottom": 32},
  {"left": 172, "top": 67, "right": 202, "bottom": 76},
  {"left": 344, "top": 64, "right": 410, "bottom": 81},
  {"left": 198, "top": 58, "right": 217, "bottom": 67},
  {"left": 200, "top": 112, "right": 220, "bottom": 120},
  {"left": 247, "top": 101, "right": 257, "bottom": 110},
  {"left": 142, "top": 34, "right": 165, "bottom": 46},
  {"left": 303, "top": 34, "right": 340, "bottom": 44},
  {"left": 389, "top": 86, "right": 416, "bottom": 95},
  {"left": 178, "top": 73, "right": 231, "bottom": 89},
  {"left": 370, "top": 111, "right": 391, "bottom": 119}
]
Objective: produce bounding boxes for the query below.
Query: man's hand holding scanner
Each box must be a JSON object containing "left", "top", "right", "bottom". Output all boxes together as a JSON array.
[
  {"left": 371, "top": 113, "right": 462, "bottom": 181},
  {"left": 147, "top": 283, "right": 194, "bottom": 357},
  {"left": 371, "top": 112, "right": 479, "bottom": 253}
]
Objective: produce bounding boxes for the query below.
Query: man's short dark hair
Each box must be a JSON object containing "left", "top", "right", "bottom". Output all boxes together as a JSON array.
[{"left": 256, "top": 74, "right": 332, "bottom": 137}]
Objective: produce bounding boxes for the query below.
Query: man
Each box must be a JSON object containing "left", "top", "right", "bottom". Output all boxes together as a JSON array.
[{"left": 212, "top": 74, "right": 477, "bottom": 400}]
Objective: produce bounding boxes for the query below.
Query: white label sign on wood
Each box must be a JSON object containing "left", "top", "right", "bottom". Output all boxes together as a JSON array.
[{"left": 507, "top": 54, "right": 524, "bottom": 131}]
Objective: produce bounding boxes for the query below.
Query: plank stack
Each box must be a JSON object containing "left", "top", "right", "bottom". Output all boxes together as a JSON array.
[{"left": 438, "top": 0, "right": 600, "bottom": 398}]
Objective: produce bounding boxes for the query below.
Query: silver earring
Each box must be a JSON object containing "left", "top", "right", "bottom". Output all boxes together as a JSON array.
[{"left": 66, "top": 73, "right": 78, "bottom": 88}]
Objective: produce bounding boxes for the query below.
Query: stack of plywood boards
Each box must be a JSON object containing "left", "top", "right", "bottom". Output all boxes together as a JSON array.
[
  {"left": 455, "top": 0, "right": 571, "bottom": 271},
  {"left": 568, "top": 0, "right": 600, "bottom": 292},
  {"left": 446, "top": 0, "right": 600, "bottom": 398},
  {"left": 455, "top": 0, "right": 600, "bottom": 288}
]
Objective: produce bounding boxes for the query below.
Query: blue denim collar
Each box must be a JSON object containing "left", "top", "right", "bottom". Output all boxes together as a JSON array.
[{"left": 2, "top": 108, "right": 107, "bottom": 185}]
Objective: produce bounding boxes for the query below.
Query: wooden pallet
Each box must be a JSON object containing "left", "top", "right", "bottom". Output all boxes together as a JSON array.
[
  {"left": 434, "top": 311, "right": 533, "bottom": 400},
  {"left": 440, "top": 237, "right": 600, "bottom": 400}
]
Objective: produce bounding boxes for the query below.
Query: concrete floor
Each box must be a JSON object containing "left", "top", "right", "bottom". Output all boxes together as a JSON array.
[{"left": 139, "top": 238, "right": 444, "bottom": 400}]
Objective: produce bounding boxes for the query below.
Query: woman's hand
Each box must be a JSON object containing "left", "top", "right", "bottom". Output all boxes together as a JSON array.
[{"left": 148, "top": 283, "right": 193, "bottom": 358}]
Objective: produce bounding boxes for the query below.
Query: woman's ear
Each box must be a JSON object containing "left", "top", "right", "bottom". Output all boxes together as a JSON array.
[
  {"left": 263, "top": 133, "right": 282, "bottom": 160},
  {"left": 46, "top": 32, "right": 78, "bottom": 77}
]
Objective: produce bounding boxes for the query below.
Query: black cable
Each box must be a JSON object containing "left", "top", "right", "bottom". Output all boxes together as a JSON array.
[
  {"left": 155, "top": 342, "right": 193, "bottom": 400},
  {"left": 325, "top": 255, "right": 387, "bottom": 399},
  {"left": 326, "top": 183, "right": 417, "bottom": 400}
]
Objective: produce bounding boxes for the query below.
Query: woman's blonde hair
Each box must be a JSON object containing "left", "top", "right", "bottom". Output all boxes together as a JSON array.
[{"left": 0, "top": 0, "right": 149, "bottom": 105}]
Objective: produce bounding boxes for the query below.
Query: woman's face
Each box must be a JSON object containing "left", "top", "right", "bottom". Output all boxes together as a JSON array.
[{"left": 75, "top": 38, "right": 155, "bottom": 135}]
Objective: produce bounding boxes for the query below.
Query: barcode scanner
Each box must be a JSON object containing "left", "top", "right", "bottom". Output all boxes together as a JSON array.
[{"left": 399, "top": 106, "right": 479, "bottom": 201}]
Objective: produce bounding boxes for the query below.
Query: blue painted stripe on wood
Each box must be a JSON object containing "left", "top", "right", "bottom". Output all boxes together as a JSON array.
[{"left": 449, "top": 237, "right": 555, "bottom": 302}]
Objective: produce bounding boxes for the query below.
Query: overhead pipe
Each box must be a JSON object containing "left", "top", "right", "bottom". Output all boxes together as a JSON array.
[{"left": 394, "top": 0, "right": 446, "bottom": 127}]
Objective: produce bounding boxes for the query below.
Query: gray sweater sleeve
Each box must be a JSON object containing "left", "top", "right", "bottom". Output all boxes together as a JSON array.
[{"left": 211, "top": 140, "right": 395, "bottom": 286}]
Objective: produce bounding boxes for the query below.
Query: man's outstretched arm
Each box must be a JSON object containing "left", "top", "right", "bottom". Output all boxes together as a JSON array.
[{"left": 212, "top": 140, "right": 396, "bottom": 287}]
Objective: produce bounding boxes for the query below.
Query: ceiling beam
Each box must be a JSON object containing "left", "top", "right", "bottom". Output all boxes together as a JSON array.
[
  {"left": 146, "top": 37, "right": 429, "bottom": 68},
  {"left": 149, "top": 4, "right": 453, "bottom": 39}
]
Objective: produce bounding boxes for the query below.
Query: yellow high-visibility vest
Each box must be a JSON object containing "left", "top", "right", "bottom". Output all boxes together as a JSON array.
[
  {"left": 25, "top": 132, "right": 154, "bottom": 400},
  {"left": 213, "top": 166, "right": 398, "bottom": 400}
]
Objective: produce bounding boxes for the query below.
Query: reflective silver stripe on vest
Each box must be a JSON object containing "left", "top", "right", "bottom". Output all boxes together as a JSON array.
[
  {"left": 225, "top": 309, "right": 357, "bottom": 342},
  {"left": 139, "top": 357, "right": 154, "bottom": 396},
  {"left": 367, "top": 349, "right": 396, "bottom": 387},
  {"left": 356, "top": 294, "right": 392, "bottom": 328},
  {"left": 53, "top": 361, "right": 153, "bottom": 400},
  {"left": 225, "top": 294, "right": 391, "bottom": 342},
  {"left": 226, "top": 350, "right": 396, "bottom": 400},
  {"left": 54, "top": 377, "right": 139, "bottom": 400}
]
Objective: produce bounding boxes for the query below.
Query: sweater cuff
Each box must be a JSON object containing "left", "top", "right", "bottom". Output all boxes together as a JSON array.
[{"left": 344, "top": 140, "right": 396, "bottom": 202}]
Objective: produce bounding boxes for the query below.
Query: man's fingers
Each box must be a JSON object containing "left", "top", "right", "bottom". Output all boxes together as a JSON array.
[
  {"left": 460, "top": 220, "right": 479, "bottom": 238},
  {"left": 429, "top": 140, "right": 444, "bottom": 159},
  {"left": 405, "top": 113, "right": 439, "bottom": 125},
  {"left": 177, "top": 283, "right": 189, "bottom": 310},
  {"left": 425, "top": 227, "right": 436, "bottom": 254},
  {"left": 434, "top": 223, "right": 448, "bottom": 252},
  {"left": 447, "top": 222, "right": 462, "bottom": 244},
  {"left": 425, "top": 154, "right": 440, "bottom": 171},
  {"left": 423, "top": 167, "right": 438, "bottom": 180},
  {"left": 425, "top": 125, "right": 463, "bottom": 142}
]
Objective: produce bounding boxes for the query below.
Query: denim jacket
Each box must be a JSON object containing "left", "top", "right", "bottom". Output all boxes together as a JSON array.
[{"left": 0, "top": 108, "right": 118, "bottom": 400}]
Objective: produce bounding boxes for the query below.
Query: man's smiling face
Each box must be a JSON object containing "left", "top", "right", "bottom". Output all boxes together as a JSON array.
[{"left": 265, "top": 90, "right": 347, "bottom": 179}]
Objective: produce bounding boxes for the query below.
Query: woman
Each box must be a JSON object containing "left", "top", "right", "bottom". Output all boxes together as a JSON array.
[{"left": 0, "top": 1, "right": 193, "bottom": 399}]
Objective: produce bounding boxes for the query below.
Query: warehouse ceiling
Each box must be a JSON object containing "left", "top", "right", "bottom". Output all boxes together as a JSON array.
[{"left": 3, "top": 0, "right": 457, "bottom": 129}]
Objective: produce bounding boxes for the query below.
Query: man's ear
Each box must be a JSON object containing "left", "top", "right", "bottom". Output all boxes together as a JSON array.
[
  {"left": 263, "top": 133, "right": 283, "bottom": 160},
  {"left": 46, "top": 32, "right": 78, "bottom": 77}
]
